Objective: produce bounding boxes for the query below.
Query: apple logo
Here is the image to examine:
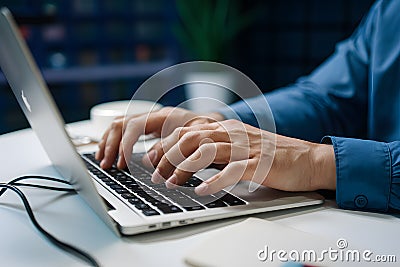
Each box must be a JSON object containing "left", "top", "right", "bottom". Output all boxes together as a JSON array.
[{"left": 21, "top": 90, "right": 31, "bottom": 112}]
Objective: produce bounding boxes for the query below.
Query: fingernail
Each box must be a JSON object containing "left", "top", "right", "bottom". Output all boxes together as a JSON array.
[
  {"left": 195, "top": 183, "right": 209, "bottom": 195},
  {"left": 151, "top": 169, "right": 165, "bottom": 184},
  {"left": 165, "top": 174, "right": 178, "bottom": 189},
  {"left": 100, "top": 159, "right": 106, "bottom": 168},
  {"left": 117, "top": 158, "right": 125, "bottom": 169},
  {"left": 147, "top": 150, "right": 157, "bottom": 164}
]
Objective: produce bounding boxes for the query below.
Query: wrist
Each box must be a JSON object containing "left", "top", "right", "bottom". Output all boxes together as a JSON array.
[
  {"left": 207, "top": 112, "right": 225, "bottom": 121},
  {"left": 310, "top": 143, "right": 336, "bottom": 190}
]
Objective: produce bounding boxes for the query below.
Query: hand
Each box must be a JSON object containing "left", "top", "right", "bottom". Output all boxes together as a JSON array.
[
  {"left": 95, "top": 106, "right": 224, "bottom": 169},
  {"left": 148, "top": 119, "right": 336, "bottom": 195}
]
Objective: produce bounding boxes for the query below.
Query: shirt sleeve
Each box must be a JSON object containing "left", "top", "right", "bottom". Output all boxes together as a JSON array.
[
  {"left": 218, "top": 1, "right": 400, "bottom": 213},
  {"left": 218, "top": 0, "right": 379, "bottom": 143},
  {"left": 322, "top": 137, "right": 400, "bottom": 212}
]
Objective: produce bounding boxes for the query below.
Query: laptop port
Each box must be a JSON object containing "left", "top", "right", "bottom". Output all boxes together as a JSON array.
[
  {"left": 162, "top": 222, "right": 171, "bottom": 228},
  {"left": 148, "top": 224, "right": 156, "bottom": 229}
]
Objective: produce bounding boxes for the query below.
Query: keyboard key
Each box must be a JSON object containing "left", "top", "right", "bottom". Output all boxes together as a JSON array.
[
  {"left": 96, "top": 173, "right": 109, "bottom": 180},
  {"left": 135, "top": 203, "right": 150, "bottom": 210},
  {"left": 128, "top": 198, "right": 144, "bottom": 205},
  {"left": 136, "top": 190, "right": 150, "bottom": 198},
  {"left": 121, "top": 193, "right": 135, "bottom": 199},
  {"left": 125, "top": 183, "right": 142, "bottom": 190},
  {"left": 182, "top": 176, "right": 203, "bottom": 187},
  {"left": 115, "top": 188, "right": 129, "bottom": 194},
  {"left": 177, "top": 199, "right": 203, "bottom": 209},
  {"left": 148, "top": 198, "right": 172, "bottom": 206},
  {"left": 183, "top": 205, "right": 205, "bottom": 211},
  {"left": 142, "top": 209, "right": 160, "bottom": 216},
  {"left": 110, "top": 184, "right": 123, "bottom": 190},
  {"left": 179, "top": 187, "right": 217, "bottom": 204},
  {"left": 115, "top": 174, "right": 129, "bottom": 182},
  {"left": 218, "top": 193, "right": 246, "bottom": 206},
  {"left": 106, "top": 168, "right": 119, "bottom": 175},
  {"left": 205, "top": 200, "right": 227, "bottom": 208},
  {"left": 157, "top": 204, "right": 182, "bottom": 214},
  {"left": 98, "top": 177, "right": 112, "bottom": 183}
]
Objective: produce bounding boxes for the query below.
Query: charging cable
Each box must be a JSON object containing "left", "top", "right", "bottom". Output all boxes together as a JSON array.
[{"left": 0, "top": 175, "right": 100, "bottom": 267}]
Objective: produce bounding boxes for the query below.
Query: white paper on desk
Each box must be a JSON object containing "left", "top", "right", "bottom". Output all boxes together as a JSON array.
[{"left": 184, "top": 217, "right": 364, "bottom": 267}]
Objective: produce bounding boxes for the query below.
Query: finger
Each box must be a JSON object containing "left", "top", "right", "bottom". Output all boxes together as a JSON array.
[
  {"left": 165, "top": 142, "right": 230, "bottom": 188},
  {"left": 150, "top": 128, "right": 205, "bottom": 183},
  {"left": 117, "top": 141, "right": 127, "bottom": 169},
  {"left": 95, "top": 129, "right": 109, "bottom": 161},
  {"left": 148, "top": 126, "right": 205, "bottom": 182},
  {"left": 169, "top": 142, "right": 251, "bottom": 187},
  {"left": 155, "top": 129, "right": 229, "bottom": 182},
  {"left": 96, "top": 116, "right": 125, "bottom": 162},
  {"left": 195, "top": 159, "right": 257, "bottom": 195},
  {"left": 119, "top": 111, "right": 168, "bottom": 168},
  {"left": 100, "top": 122, "right": 124, "bottom": 169},
  {"left": 146, "top": 127, "right": 183, "bottom": 168},
  {"left": 118, "top": 116, "right": 145, "bottom": 168},
  {"left": 141, "top": 149, "right": 158, "bottom": 169}
]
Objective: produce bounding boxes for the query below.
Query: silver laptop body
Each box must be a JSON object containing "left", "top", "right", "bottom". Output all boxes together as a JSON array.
[{"left": 0, "top": 7, "right": 323, "bottom": 236}]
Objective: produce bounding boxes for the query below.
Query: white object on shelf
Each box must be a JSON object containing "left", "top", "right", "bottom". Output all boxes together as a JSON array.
[
  {"left": 184, "top": 71, "right": 235, "bottom": 113},
  {"left": 90, "top": 100, "right": 162, "bottom": 140}
]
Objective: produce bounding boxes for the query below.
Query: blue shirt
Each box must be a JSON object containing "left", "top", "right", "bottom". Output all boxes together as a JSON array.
[{"left": 219, "top": 0, "right": 400, "bottom": 212}]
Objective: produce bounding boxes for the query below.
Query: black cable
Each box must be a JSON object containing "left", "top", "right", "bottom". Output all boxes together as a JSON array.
[
  {"left": 0, "top": 175, "right": 70, "bottom": 197},
  {"left": 11, "top": 182, "right": 75, "bottom": 192},
  {"left": 0, "top": 177, "right": 100, "bottom": 267}
]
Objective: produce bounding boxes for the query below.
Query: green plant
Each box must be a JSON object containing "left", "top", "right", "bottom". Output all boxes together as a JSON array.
[{"left": 173, "top": 0, "right": 257, "bottom": 62}]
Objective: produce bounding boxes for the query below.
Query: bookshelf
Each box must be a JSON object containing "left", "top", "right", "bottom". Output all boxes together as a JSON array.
[{"left": 0, "top": 0, "right": 178, "bottom": 134}]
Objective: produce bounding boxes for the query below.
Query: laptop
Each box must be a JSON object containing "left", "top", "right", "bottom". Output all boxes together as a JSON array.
[{"left": 0, "top": 7, "right": 323, "bottom": 236}]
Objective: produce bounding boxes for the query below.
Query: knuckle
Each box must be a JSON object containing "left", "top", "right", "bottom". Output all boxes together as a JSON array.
[
  {"left": 159, "top": 138, "right": 171, "bottom": 153},
  {"left": 173, "top": 126, "right": 184, "bottom": 135},
  {"left": 199, "top": 142, "right": 215, "bottom": 153},
  {"left": 104, "top": 143, "right": 115, "bottom": 153},
  {"left": 126, "top": 118, "right": 136, "bottom": 128},
  {"left": 180, "top": 131, "right": 200, "bottom": 143},
  {"left": 158, "top": 107, "right": 174, "bottom": 119},
  {"left": 157, "top": 157, "right": 171, "bottom": 175},
  {"left": 151, "top": 141, "right": 162, "bottom": 151},
  {"left": 98, "top": 143, "right": 105, "bottom": 151},
  {"left": 110, "top": 120, "right": 122, "bottom": 130},
  {"left": 225, "top": 119, "right": 239, "bottom": 125},
  {"left": 160, "top": 106, "right": 174, "bottom": 113},
  {"left": 174, "top": 172, "right": 190, "bottom": 183}
]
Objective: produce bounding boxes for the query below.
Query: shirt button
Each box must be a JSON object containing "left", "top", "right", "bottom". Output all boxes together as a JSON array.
[{"left": 354, "top": 195, "right": 368, "bottom": 208}]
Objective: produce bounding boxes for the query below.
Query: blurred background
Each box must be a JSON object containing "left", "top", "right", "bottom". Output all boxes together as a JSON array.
[{"left": 0, "top": 0, "right": 374, "bottom": 134}]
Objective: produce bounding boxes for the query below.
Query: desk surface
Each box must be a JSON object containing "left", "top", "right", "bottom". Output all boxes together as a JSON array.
[{"left": 0, "top": 122, "right": 399, "bottom": 267}]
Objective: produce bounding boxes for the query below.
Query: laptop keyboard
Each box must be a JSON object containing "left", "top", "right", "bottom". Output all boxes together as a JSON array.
[{"left": 81, "top": 152, "right": 246, "bottom": 216}]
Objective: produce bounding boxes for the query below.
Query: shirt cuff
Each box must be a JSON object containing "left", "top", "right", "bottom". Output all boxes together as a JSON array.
[{"left": 322, "top": 136, "right": 391, "bottom": 211}]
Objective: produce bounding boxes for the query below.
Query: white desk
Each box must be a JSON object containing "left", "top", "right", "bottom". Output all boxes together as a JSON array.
[{"left": 0, "top": 121, "right": 399, "bottom": 266}]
